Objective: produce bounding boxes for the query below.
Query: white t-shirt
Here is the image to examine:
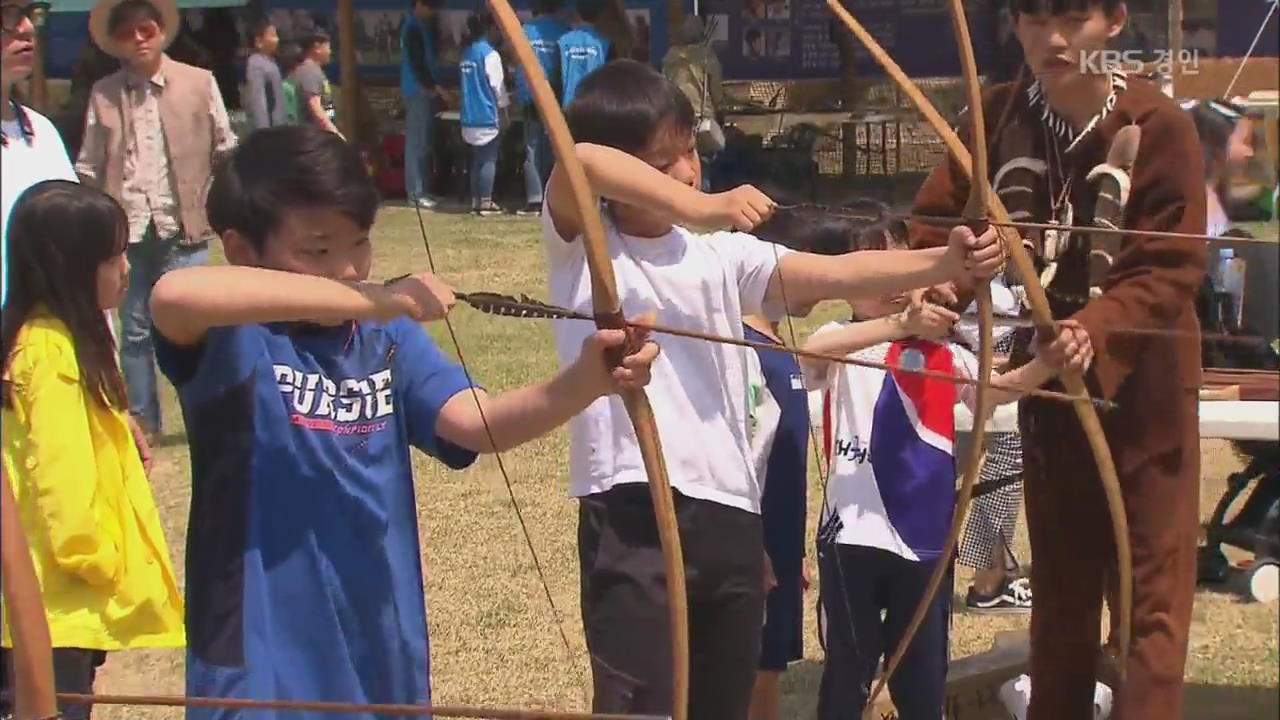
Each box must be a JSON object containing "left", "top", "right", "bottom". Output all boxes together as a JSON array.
[
  {"left": 541, "top": 204, "right": 791, "bottom": 513},
  {"left": 746, "top": 347, "right": 781, "bottom": 491},
  {"left": 807, "top": 324, "right": 978, "bottom": 561},
  {"left": 1, "top": 105, "right": 76, "bottom": 307}
]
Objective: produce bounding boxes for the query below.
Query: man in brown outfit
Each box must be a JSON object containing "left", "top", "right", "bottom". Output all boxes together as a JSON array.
[
  {"left": 909, "top": 1, "right": 1207, "bottom": 719},
  {"left": 76, "top": 0, "right": 236, "bottom": 439}
]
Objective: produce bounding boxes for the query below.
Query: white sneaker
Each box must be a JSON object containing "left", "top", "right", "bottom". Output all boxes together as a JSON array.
[{"left": 999, "top": 674, "right": 1114, "bottom": 720}]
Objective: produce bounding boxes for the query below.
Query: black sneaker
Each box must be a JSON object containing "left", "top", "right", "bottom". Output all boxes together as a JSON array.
[
  {"left": 515, "top": 203, "right": 541, "bottom": 217},
  {"left": 966, "top": 576, "right": 1032, "bottom": 613}
]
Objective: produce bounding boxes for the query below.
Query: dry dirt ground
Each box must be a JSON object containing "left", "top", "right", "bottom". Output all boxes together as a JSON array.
[{"left": 90, "top": 209, "right": 1278, "bottom": 718}]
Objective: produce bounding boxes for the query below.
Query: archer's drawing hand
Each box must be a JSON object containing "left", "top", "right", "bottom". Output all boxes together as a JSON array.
[
  {"left": 702, "top": 184, "right": 776, "bottom": 231},
  {"left": 946, "top": 224, "right": 1002, "bottom": 282},
  {"left": 381, "top": 272, "right": 456, "bottom": 322},
  {"left": 579, "top": 314, "right": 661, "bottom": 396},
  {"left": 1037, "top": 319, "right": 1094, "bottom": 374},
  {"left": 897, "top": 300, "right": 959, "bottom": 341}
]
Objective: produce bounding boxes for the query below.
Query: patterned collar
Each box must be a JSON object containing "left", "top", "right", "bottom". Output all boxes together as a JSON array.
[
  {"left": 1027, "top": 70, "right": 1127, "bottom": 153},
  {"left": 126, "top": 56, "right": 168, "bottom": 91},
  {"left": 0, "top": 99, "right": 34, "bottom": 148}
]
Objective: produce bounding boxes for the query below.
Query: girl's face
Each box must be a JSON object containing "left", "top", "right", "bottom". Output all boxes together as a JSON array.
[
  {"left": 96, "top": 250, "right": 129, "bottom": 310},
  {"left": 1228, "top": 117, "right": 1255, "bottom": 173}
]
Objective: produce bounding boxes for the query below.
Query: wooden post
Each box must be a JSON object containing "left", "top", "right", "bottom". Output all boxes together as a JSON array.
[
  {"left": 1168, "top": 0, "right": 1183, "bottom": 96},
  {"left": 30, "top": 23, "right": 48, "bottom": 112},
  {"left": 337, "top": 0, "right": 358, "bottom": 143}
]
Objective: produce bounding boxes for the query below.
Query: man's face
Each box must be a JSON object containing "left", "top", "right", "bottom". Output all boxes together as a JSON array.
[
  {"left": 1014, "top": 4, "right": 1126, "bottom": 90},
  {"left": 227, "top": 206, "right": 373, "bottom": 284},
  {"left": 413, "top": 2, "right": 434, "bottom": 21},
  {"left": 112, "top": 12, "right": 165, "bottom": 67},
  {"left": 1228, "top": 117, "right": 1256, "bottom": 173},
  {"left": 258, "top": 25, "right": 279, "bottom": 55},
  {"left": 0, "top": 1, "right": 44, "bottom": 84}
]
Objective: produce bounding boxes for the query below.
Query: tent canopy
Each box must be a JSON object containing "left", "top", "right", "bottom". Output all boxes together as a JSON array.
[{"left": 50, "top": 0, "right": 248, "bottom": 11}]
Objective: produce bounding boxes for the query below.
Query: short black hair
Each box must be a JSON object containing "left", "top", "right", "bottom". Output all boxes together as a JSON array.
[
  {"left": 577, "top": 0, "right": 606, "bottom": 23},
  {"left": 464, "top": 11, "right": 492, "bottom": 46},
  {"left": 745, "top": 28, "right": 762, "bottom": 43},
  {"left": 207, "top": 125, "right": 380, "bottom": 253},
  {"left": 277, "top": 41, "right": 305, "bottom": 75},
  {"left": 248, "top": 17, "right": 274, "bottom": 42},
  {"left": 753, "top": 199, "right": 901, "bottom": 256},
  {"left": 567, "top": 60, "right": 696, "bottom": 156},
  {"left": 300, "top": 30, "right": 331, "bottom": 55},
  {"left": 106, "top": 0, "right": 164, "bottom": 35},
  {"left": 1009, "top": 0, "right": 1123, "bottom": 15},
  {"left": 533, "top": 0, "right": 563, "bottom": 14}
]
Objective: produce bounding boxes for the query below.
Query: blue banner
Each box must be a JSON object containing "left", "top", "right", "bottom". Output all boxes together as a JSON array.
[{"left": 703, "top": 0, "right": 999, "bottom": 81}]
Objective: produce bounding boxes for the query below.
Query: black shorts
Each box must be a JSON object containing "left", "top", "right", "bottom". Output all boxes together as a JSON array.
[
  {"left": 578, "top": 483, "right": 765, "bottom": 720},
  {"left": 0, "top": 647, "right": 106, "bottom": 720}
]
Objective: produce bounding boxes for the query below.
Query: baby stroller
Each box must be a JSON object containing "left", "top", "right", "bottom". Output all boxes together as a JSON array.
[{"left": 1198, "top": 440, "right": 1280, "bottom": 602}]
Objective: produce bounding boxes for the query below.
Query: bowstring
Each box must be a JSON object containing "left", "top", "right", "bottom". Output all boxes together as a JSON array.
[
  {"left": 764, "top": 235, "right": 864, "bottom": 670},
  {"left": 411, "top": 204, "right": 587, "bottom": 704}
]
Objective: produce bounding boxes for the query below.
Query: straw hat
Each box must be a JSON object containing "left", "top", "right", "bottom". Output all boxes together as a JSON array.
[{"left": 89, "top": 0, "right": 179, "bottom": 59}]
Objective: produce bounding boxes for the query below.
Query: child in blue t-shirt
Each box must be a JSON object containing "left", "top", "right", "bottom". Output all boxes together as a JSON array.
[
  {"left": 459, "top": 12, "right": 508, "bottom": 216},
  {"left": 557, "top": 0, "right": 613, "bottom": 108},
  {"left": 150, "top": 125, "right": 659, "bottom": 719}
]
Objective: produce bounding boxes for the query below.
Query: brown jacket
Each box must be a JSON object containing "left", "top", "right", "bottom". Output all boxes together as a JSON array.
[
  {"left": 76, "top": 56, "right": 225, "bottom": 245},
  {"left": 910, "top": 76, "right": 1208, "bottom": 469}
]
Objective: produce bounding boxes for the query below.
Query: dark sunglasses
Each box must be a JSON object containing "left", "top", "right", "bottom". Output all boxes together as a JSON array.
[{"left": 1, "top": 2, "right": 49, "bottom": 33}]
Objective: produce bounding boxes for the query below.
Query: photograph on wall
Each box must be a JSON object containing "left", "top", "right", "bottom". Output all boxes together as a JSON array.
[
  {"left": 627, "top": 8, "right": 652, "bottom": 64},
  {"left": 355, "top": 10, "right": 406, "bottom": 65}
]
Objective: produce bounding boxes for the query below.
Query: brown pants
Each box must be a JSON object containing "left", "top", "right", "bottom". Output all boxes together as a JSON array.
[{"left": 1022, "top": 398, "right": 1200, "bottom": 720}]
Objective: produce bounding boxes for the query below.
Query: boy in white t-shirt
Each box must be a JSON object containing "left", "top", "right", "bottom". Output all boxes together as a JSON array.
[
  {"left": 543, "top": 59, "right": 1004, "bottom": 720},
  {"left": 800, "top": 225, "right": 1048, "bottom": 720}
]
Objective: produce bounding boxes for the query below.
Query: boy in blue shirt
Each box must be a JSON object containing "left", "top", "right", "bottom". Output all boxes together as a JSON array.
[
  {"left": 557, "top": 0, "right": 613, "bottom": 108},
  {"left": 149, "top": 125, "right": 659, "bottom": 719},
  {"left": 516, "top": 0, "right": 568, "bottom": 213}
]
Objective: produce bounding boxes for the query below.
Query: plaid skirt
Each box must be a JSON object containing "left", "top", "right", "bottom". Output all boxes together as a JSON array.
[{"left": 958, "top": 431, "right": 1025, "bottom": 570}]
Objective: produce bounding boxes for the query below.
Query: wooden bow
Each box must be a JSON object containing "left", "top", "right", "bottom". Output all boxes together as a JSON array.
[
  {"left": 484, "top": 3, "right": 690, "bottom": 718},
  {"left": 864, "top": 1, "right": 995, "bottom": 711},
  {"left": 1, "top": 469, "right": 58, "bottom": 719},
  {"left": 825, "top": 0, "right": 1132, "bottom": 696}
]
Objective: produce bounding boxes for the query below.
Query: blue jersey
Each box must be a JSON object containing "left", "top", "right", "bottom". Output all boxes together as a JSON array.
[
  {"left": 400, "top": 15, "right": 439, "bottom": 99},
  {"left": 156, "top": 318, "right": 478, "bottom": 719},
  {"left": 516, "top": 16, "right": 568, "bottom": 106},
  {"left": 460, "top": 39, "right": 500, "bottom": 129},
  {"left": 558, "top": 26, "right": 610, "bottom": 108},
  {"left": 746, "top": 325, "right": 809, "bottom": 576}
]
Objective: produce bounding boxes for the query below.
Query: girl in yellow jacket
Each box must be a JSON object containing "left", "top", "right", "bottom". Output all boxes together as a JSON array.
[{"left": 1, "top": 180, "right": 184, "bottom": 719}]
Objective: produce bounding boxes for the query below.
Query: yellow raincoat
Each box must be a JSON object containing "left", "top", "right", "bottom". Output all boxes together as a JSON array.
[{"left": 1, "top": 313, "right": 184, "bottom": 650}]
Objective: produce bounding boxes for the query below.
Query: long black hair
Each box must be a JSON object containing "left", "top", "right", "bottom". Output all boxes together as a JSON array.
[{"left": 2, "top": 180, "right": 129, "bottom": 410}]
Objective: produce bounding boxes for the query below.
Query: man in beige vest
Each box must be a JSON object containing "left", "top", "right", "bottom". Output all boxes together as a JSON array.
[{"left": 76, "top": 0, "right": 235, "bottom": 439}]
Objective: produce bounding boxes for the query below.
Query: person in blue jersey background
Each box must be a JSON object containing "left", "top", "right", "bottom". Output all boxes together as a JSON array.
[
  {"left": 557, "top": 0, "right": 613, "bottom": 109},
  {"left": 515, "top": 0, "right": 567, "bottom": 215},
  {"left": 149, "top": 125, "right": 660, "bottom": 720},
  {"left": 401, "top": 0, "right": 447, "bottom": 210},
  {"left": 459, "top": 11, "right": 507, "bottom": 216}
]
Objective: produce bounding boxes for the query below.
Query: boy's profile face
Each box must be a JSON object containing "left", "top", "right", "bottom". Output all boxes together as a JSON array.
[
  {"left": 256, "top": 24, "right": 279, "bottom": 55},
  {"left": 226, "top": 206, "right": 373, "bottom": 283},
  {"left": 1014, "top": 3, "right": 1125, "bottom": 91},
  {"left": 610, "top": 122, "right": 701, "bottom": 233}
]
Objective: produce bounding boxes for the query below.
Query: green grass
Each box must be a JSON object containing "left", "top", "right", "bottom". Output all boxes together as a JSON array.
[{"left": 93, "top": 208, "right": 1278, "bottom": 718}]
